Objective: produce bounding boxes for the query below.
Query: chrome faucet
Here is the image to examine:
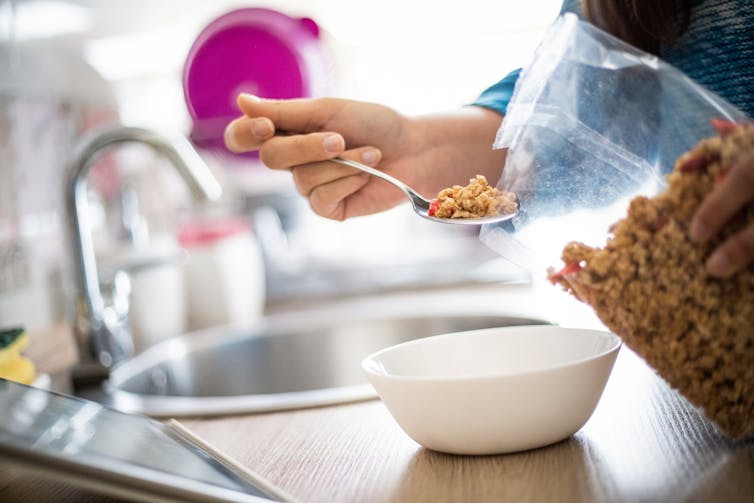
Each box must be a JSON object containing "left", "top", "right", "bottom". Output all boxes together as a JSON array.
[{"left": 65, "top": 126, "right": 221, "bottom": 384}]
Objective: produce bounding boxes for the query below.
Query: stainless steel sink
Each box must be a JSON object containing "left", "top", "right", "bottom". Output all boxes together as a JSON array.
[{"left": 90, "top": 300, "right": 547, "bottom": 417}]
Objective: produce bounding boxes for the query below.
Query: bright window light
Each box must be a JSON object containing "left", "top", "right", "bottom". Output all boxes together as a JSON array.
[{"left": 0, "top": 0, "right": 92, "bottom": 41}]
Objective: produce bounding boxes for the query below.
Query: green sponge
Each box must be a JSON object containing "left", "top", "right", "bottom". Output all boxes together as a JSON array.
[{"left": 0, "top": 327, "right": 26, "bottom": 349}]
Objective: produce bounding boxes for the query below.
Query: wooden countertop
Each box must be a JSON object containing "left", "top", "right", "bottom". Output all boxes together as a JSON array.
[{"left": 1, "top": 323, "right": 753, "bottom": 502}]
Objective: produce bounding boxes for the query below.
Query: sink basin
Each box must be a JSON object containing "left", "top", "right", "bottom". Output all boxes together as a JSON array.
[{"left": 91, "top": 300, "right": 547, "bottom": 417}]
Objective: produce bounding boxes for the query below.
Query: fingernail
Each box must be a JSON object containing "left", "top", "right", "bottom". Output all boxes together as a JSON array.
[
  {"left": 224, "top": 124, "right": 239, "bottom": 151},
  {"left": 251, "top": 118, "right": 272, "bottom": 138},
  {"left": 239, "top": 93, "right": 260, "bottom": 102},
  {"left": 689, "top": 219, "right": 710, "bottom": 242},
  {"left": 323, "top": 134, "right": 344, "bottom": 153},
  {"left": 361, "top": 149, "right": 380, "bottom": 165},
  {"left": 707, "top": 250, "right": 733, "bottom": 277}
]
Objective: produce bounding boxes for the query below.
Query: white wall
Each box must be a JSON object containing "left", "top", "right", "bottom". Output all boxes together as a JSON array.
[
  {"left": 0, "top": 0, "right": 563, "bottom": 326},
  {"left": 71, "top": 0, "right": 562, "bottom": 132}
]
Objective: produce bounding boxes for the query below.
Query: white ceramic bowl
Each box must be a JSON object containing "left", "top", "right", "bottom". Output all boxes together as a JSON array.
[{"left": 362, "top": 325, "right": 621, "bottom": 455}]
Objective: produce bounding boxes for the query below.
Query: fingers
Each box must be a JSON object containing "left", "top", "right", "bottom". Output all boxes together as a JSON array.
[
  {"left": 690, "top": 150, "right": 754, "bottom": 277},
  {"left": 710, "top": 118, "right": 740, "bottom": 137},
  {"left": 309, "top": 173, "right": 371, "bottom": 221},
  {"left": 224, "top": 116, "right": 274, "bottom": 153},
  {"left": 691, "top": 152, "right": 754, "bottom": 243},
  {"left": 259, "top": 132, "right": 344, "bottom": 170},
  {"left": 705, "top": 223, "right": 754, "bottom": 277},
  {"left": 225, "top": 94, "right": 346, "bottom": 154},
  {"left": 237, "top": 93, "right": 338, "bottom": 133},
  {"left": 290, "top": 147, "right": 382, "bottom": 196},
  {"left": 293, "top": 147, "right": 382, "bottom": 220},
  {"left": 228, "top": 92, "right": 391, "bottom": 220},
  {"left": 226, "top": 113, "right": 350, "bottom": 169}
]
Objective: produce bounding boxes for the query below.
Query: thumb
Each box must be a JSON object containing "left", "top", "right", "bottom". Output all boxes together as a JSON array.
[{"left": 237, "top": 93, "right": 335, "bottom": 134}]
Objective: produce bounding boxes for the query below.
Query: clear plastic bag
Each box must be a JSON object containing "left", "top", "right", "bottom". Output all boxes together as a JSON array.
[{"left": 480, "top": 13, "right": 750, "bottom": 271}]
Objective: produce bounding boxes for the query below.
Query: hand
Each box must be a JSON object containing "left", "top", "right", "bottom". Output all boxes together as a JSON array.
[
  {"left": 224, "top": 94, "right": 506, "bottom": 220},
  {"left": 225, "top": 94, "right": 414, "bottom": 219},
  {"left": 689, "top": 120, "right": 754, "bottom": 277}
]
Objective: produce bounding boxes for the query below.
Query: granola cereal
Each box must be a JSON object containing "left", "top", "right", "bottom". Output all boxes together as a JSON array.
[
  {"left": 429, "top": 175, "right": 517, "bottom": 219},
  {"left": 548, "top": 124, "right": 754, "bottom": 438}
]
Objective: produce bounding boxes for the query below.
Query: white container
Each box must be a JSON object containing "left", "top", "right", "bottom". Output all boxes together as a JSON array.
[
  {"left": 363, "top": 325, "right": 621, "bottom": 455},
  {"left": 179, "top": 218, "right": 266, "bottom": 329},
  {"left": 103, "top": 237, "right": 187, "bottom": 352},
  {"left": 128, "top": 257, "right": 186, "bottom": 351}
]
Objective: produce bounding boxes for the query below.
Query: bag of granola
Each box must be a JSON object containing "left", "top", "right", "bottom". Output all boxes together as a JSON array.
[{"left": 480, "top": 13, "right": 750, "bottom": 271}]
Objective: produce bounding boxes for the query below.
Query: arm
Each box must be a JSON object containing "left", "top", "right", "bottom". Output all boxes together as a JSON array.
[{"left": 224, "top": 94, "right": 506, "bottom": 220}]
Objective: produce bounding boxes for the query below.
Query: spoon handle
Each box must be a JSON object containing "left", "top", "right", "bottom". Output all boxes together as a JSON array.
[
  {"left": 272, "top": 130, "right": 431, "bottom": 212},
  {"left": 331, "top": 158, "right": 431, "bottom": 211}
]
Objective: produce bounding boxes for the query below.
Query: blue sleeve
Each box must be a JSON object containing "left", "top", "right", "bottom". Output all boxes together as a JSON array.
[
  {"left": 470, "top": 68, "right": 521, "bottom": 116},
  {"left": 471, "top": 1, "right": 580, "bottom": 116}
]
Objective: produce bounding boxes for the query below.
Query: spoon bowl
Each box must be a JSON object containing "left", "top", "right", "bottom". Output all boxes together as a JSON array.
[{"left": 332, "top": 158, "right": 516, "bottom": 225}]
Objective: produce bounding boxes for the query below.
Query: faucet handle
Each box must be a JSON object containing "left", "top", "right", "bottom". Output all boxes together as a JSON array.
[
  {"left": 98, "top": 269, "right": 134, "bottom": 366},
  {"left": 73, "top": 269, "right": 133, "bottom": 386}
]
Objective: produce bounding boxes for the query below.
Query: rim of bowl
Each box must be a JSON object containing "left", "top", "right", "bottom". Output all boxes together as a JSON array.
[{"left": 361, "top": 325, "right": 622, "bottom": 382}]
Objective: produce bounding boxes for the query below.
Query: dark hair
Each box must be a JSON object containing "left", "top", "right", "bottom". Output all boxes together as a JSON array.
[{"left": 582, "top": 0, "right": 693, "bottom": 54}]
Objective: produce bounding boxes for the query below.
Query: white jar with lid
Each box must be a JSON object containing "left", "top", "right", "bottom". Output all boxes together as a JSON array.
[
  {"left": 109, "top": 236, "right": 187, "bottom": 352},
  {"left": 178, "top": 218, "right": 266, "bottom": 329}
]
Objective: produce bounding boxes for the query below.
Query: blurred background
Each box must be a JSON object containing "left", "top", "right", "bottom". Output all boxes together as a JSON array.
[{"left": 0, "top": 0, "right": 560, "bottom": 346}]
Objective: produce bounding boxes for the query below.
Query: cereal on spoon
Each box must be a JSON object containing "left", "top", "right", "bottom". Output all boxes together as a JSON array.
[{"left": 429, "top": 175, "right": 517, "bottom": 219}]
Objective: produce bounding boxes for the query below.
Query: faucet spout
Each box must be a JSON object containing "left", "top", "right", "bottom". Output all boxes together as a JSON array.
[{"left": 65, "top": 125, "right": 221, "bottom": 382}]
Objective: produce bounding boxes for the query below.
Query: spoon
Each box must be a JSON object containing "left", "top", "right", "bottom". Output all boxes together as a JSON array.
[{"left": 331, "top": 157, "right": 517, "bottom": 225}]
